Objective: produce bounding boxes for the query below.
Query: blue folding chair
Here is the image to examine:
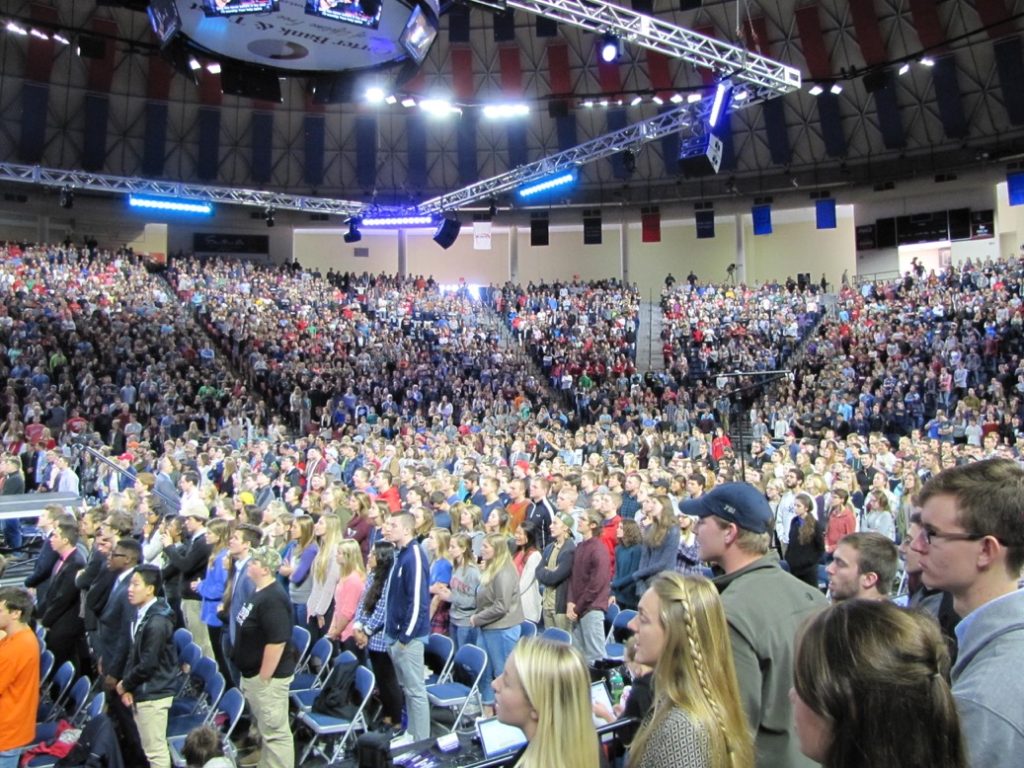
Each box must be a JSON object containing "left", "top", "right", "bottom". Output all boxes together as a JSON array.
[
  {"left": 169, "top": 687, "right": 245, "bottom": 768},
  {"left": 171, "top": 656, "right": 218, "bottom": 717},
  {"left": 425, "top": 632, "right": 455, "bottom": 685},
  {"left": 296, "top": 664, "right": 376, "bottom": 763},
  {"left": 291, "top": 636, "right": 335, "bottom": 692},
  {"left": 426, "top": 643, "right": 487, "bottom": 732},
  {"left": 168, "top": 669, "right": 225, "bottom": 737},
  {"left": 604, "top": 609, "right": 636, "bottom": 663},
  {"left": 291, "top": 650, "right": 358, "bottom": 715},
  {"left": 38, "top": 661, "right": 75, "bottom": 721},
  {"left": 540, "top": 626, "right": 573, "bottom": 645},
  {"left": 518, "top": 620, "right": 537, "bottom": 639}
]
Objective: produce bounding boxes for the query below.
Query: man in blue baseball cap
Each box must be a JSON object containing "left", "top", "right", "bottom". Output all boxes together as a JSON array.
[{"left": 683, "top": 483, "right": 826, "bottom": 768}]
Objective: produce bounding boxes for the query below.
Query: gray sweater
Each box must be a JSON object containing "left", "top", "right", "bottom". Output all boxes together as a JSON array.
[
  {"left": 471, "top": 563, "right": 524, "bottom": 630},
  {"left": 952, "top": 588, "right": 1024, "bottom": 768},
  {"left": 448, "top": 563, "right": 481, "bottom": 627}
]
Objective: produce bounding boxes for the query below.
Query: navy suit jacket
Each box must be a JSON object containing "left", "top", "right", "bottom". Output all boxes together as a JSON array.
[{"left": 95, "top": 573, "right": 133, "bottom": 678}]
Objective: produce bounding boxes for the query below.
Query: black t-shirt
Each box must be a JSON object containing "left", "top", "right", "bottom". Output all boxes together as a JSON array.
[{"left": 232, "top": 582, "right": 297, "bottom": 679}]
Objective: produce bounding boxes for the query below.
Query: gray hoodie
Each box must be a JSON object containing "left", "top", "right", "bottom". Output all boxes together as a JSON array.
[{"left": 952, "top": 588, "right": 1024, "bottom": 768}]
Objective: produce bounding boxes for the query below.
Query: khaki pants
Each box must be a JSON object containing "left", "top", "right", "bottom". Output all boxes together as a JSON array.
[
  {"left": 242, "top": 675, "right": 294, "bottom": 768},
  {"left": 134, "top": 697, "right": 172, "bottom": 768},
  {"left": 183, "top": 599, "right": 214, "bottom": 660},
  {"left": 542, "top": 608, "right": 572, "bottom": 632}
]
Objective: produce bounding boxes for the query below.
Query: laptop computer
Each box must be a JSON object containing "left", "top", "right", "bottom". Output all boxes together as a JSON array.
[{"left": 476, "top": 716, "right": 528, "bottom": 759}]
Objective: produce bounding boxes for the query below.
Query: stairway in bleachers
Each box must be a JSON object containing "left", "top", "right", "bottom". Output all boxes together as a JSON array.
[{"left": 636, "top": 301, "right": 664, "bottom": 373}]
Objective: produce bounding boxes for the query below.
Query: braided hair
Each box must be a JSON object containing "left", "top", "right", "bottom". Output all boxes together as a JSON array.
[{"left": 628, "top": 573, "right": 753, "bottom": 768}]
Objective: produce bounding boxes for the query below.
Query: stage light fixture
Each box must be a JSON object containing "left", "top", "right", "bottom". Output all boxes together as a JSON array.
[
  {"left": 265, "top": 207, "right": 275, "bottom": 227},
  {"left": 599, "top": 34, "right": 620, "bottom": 63},
  {"left": 59, "top": 187, "right": 74, "bottom": 209},
  {"left": 344, "top": 220, "right": 362, "bottom": 243},
  {"left": 830, "top": 83, "right": 843, "bottom": 95},
  {"left": 808, "top": 84, "right": 824, "bottom": 96},
  {"left": 433, "top": 216, "right": 462, "bottom": 249}
]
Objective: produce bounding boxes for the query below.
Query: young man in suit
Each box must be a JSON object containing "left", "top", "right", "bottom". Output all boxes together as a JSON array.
[{"left": 40, "top": 521, "right": 86, "bottom": 672}]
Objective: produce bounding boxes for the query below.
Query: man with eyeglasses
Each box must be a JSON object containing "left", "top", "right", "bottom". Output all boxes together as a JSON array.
[{"left": 912, "top": 458, "right": 1024, "bottom": 768}]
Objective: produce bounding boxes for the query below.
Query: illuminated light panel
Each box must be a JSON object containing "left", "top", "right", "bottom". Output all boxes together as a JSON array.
[
  {"left": 360, "top": 215, "right": 435, "bottom": 227},
  {"left": 517, "top": 170, "right": 577, "bottom": 198},
  {"left": 129, "top": 195, "right": 213, "bottom": 214},
  {"left": 482, "top": 103, "right": 530, "bottom": 119}
]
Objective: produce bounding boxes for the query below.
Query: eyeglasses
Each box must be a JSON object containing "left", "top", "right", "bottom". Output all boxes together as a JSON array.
[{"left": 917, "top": 526, "right": 986, "bottom": 546}]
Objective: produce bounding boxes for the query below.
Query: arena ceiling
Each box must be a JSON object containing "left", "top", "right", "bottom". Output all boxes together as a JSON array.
[{"left": 1, "top": 0, "right": 1023, "bottom": 212}]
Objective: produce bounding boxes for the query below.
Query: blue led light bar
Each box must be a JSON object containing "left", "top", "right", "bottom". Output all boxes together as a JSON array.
[
  {"left": 129, "top": 195, "right": 213, "bottom": 214},
  {"left": 360, "top": 215, "right": 436, "bottom": 227},
  {"left": 517, "top": 169, "right": 578, "bottom": 199},
  {"left": 709, "top": 80, "right": 732, "bottom": 129}
]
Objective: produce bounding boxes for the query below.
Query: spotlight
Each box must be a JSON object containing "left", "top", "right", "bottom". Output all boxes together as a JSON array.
[
  {"left": 206, "top": 62, "right": 222, "bottom": 74},
  {"left": 365, "top": 86, "right": 386, "bottom": 104},
  {"left": 622, "top": 150, "right": 636, "bottom": 174},
  {"left": 488, "top": 198, "right": 498, "bottom": 218},
  {"left": 344, "top": 219, "right": 362, "bottom": 243},
  {"left": 629, "top": 96, "right": 642, "bottom": 106},
  {"left": 599, "top": 33, "right": 620, "bottom": 64},
  {"left": 687, "top": 92, "right": 701, "bottom": 104},
  {"left": 920, "top": 56, "right": 935, "bottom": 67},
  {"left": 830, "top": 83, "right": 843, "bottom": 95},
  {"left": 898, "top": 63, "right": 910, "bottom": 76},
  {"left": 59, "top": 187, "right": 73, "bottom": 209},
  {"left": 808, "top": 84, "right": 824, "bottom": 96},
  {"left": 188, "top": 56, "right": 201, "bottom": 71},
  {"left": 264, "top": 207, "right": 275, "bottom": 227}
]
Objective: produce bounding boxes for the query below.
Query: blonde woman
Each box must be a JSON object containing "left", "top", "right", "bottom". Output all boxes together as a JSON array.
[
  {"left": 627, "top": 573, "right": 753, "bottom": 768},
  {"left": 307, "top": 514, "right": 344, "bottom": 643},
  {"left": 325, "top": 539, "right": 366, "bottom": 646},
  {"left": 493, "top": 637, "right": 599, "bottom": 768},
  {"left": 425, "top": 527, "right": 453, "bottom": 634},
  {"left": 470, "top": 532, "right": 524, "bottom": 714}
]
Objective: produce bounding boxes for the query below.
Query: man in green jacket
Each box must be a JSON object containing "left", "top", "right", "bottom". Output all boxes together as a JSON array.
[{"left": 685, "top": 483, "right": 826, "bottom": 768}]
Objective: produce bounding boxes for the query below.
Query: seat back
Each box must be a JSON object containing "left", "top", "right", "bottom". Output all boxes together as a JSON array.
[
  {"left": 219, "top": 688, "right": 246, "bottom": 741},
  {"left": 49, "top": 661, "right": 75, "bottom": 706},
  {"left": 173, "top": 627, "right": 193, "bottom": 656},
  {"left": 292, "top": 624, "right": 312, "bottom": 671},
  {"left": 66, "top": 676, "right": 92, "bottom": 723},
  {"left": 425, "top": 633, "right": 454, "bottom": 682},
  {"left": 449, "top": 644, "right": 487, "bottom": 690},
  {"left": 306, "top": 636, "right": 334, "bottom": 685},
  {"left": 39, "top": 649, "right": 55, "bottom": 688},
  {"left": 202, "top": 672, "right": 226, "bottom": 723},
  {"left": 518, "top": 620, "right": 537, "bottom": 639},
  {"left": 540, "top": 627, "right": 572, "bottom": 645}
]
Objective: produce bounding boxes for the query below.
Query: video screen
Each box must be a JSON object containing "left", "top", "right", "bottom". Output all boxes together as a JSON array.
[
  {"left": 305, "top": 0, "right": 382, "bottom": 29},
  {"left": 147, "top": 0, "right": 182, "bottom": 47},
  {"left": 202, "top": 0, "right": 280, "bottom": 17},
  {"left": 400, "top": 5, "right": 437, "bottom": 65}
]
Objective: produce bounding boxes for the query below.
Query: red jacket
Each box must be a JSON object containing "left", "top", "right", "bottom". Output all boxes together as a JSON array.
[{"left": 568, "top": 537, "right": 611, "bottom": 616}]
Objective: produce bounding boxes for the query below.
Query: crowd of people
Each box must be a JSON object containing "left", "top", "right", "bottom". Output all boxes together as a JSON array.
[{"left": 0, "top": 243, "right": 1022, "bottom": 768}]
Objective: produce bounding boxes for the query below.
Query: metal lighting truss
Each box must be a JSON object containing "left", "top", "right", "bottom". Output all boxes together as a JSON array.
[
  {"left": 506, "top": 0, "right": 801, "bottom": 100},
  {"left": 0, "top": 162, "right": 365, "bottom": 216},
  {"left": 418, "top": 100, "right": 709, "bottom": 214}
]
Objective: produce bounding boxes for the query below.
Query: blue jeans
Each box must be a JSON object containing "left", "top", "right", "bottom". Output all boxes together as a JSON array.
[
  {"left": 293, "top": 602, "right": 307, "bottom": 627},
  {"left": 389, "top": 636, "right": 430, "bottom": 741},
  {"left": 0, "top": 748, "right": 22, "bottom": 768},
  {"left": 479, "top": 625, "right": 521, "bottom": 705},
  {"left": 451, "top": 623, "right": 477, "bottom": 653}
]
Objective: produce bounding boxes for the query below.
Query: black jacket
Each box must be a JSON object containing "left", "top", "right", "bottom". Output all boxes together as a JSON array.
[
  {"left": 24, "top": 536, "right": 60, "bottom": 605},
  {"left": 41, "top": 549, "right": 87, "bottom": 640},
  {"left": 77, "top": 549, "right": 115, "bottom": 632},
  {"left": 121, "top": 599, "right": 178, "bottom": 702},
  {"left": 162, "top": 529, "right": 212, "bottom": 600},
  {"left": 535, "top": 539, "right": 576, "bottom": 614}
]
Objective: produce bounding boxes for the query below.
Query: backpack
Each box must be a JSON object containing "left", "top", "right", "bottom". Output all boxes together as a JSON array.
[{"left": 312, "top": 659, "right": 359, "bottom": 719}]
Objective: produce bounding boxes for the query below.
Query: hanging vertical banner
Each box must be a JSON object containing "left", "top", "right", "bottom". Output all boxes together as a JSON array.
[
  {"left": 641, "top": 208, "right": 661, "bottom": 243},
  {"left": 474, "top": 220, "right": 492, "bottom": 250}
]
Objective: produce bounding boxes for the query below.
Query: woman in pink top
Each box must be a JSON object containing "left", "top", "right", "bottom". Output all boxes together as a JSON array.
[{"left": 325, "top": 539, "right": 367, "bottom": 645}]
